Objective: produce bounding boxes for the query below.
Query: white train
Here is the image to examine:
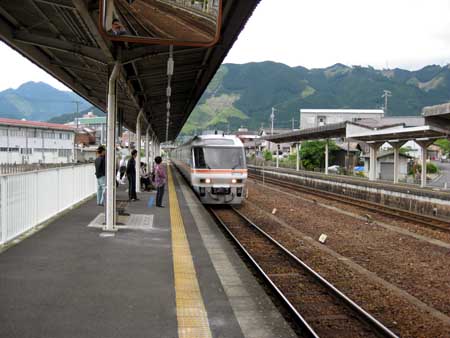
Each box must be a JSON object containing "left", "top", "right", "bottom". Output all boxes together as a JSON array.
[{"left": 171, "top": 134, "right": 247, "bottom": 204}]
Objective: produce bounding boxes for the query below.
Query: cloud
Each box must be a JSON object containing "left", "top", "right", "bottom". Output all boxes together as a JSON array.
[
  {"left": 0, "top": 42, "right": 69, "bottom": 91},
  {"left": 225, "top": 0, "right": 450, "bottom": 70}
]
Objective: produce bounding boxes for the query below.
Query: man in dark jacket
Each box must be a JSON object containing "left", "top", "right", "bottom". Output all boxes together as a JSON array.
[
  {"left": 95, "top": 146, "right": 106, "bottom": 206},
  {"left": 126, "top": 149, "right": 139, "bottom": 201}
]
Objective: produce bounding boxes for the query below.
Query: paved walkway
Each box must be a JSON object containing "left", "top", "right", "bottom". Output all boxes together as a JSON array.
[
  {"left": 0, "top": 165, "right": 296, "bottom": 338},
  {"left": 430, "top": 161, "right": 450, "bottom": 188}
]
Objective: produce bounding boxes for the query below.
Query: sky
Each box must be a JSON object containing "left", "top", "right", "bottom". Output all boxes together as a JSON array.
[
  {"left": 1, "top": 0, "right": 450, "bottom": 92},
  {"left": 224, "top": 0, "right": 450, "bottom": 69}
]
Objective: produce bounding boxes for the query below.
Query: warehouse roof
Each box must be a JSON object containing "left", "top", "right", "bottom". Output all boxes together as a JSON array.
[{"left": 0, "top": 117, "right": 75, "bottom": 131}]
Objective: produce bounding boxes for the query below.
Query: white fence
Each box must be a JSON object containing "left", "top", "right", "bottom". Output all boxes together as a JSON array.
[{"left": 0, "top": 164, "right": 96, "bottom": 245}]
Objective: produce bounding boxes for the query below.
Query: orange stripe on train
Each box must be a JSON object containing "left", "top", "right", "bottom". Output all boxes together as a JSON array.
[{"left": 191, "top": 169, "right": 247, "bottom": 174}]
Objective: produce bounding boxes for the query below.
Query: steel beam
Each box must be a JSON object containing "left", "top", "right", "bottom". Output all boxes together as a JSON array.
[{"left": 13, "top": 30, "right": 107, "bottom": 64}]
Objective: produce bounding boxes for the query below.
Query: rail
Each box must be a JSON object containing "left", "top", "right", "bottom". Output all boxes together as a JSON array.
[
  {"left": 0, "top": 164, "right": 96, "bottom": 245},
  {"left": 210, "top": 206, "right": 399, "bottom": 337},
  {"left": 249, "top": 172, "right": 450, "bottom": 232}
]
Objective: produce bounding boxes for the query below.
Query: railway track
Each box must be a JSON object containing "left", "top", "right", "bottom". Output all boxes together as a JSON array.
[
  {"left": 116, "top": 0, "right": 158, "bottom": 37},
  {"left": 249, "top": 172, "right": 450, "bottom": 233},
  {"left": 210, "top": 206, "right": 399, "bottom": 338}
]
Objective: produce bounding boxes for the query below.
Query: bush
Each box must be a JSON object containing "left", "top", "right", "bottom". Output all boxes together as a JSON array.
[
  {"left": 427, "top": 162, "right": 439, "bottom": 174},
  {"left": 263, "top": 150, "right": 272, "bottom": 161},
  {"left": 412, "top": 162, "right": 439, "bottom": 174},
  {"left": 355, "top": 171, "right": 366, "bottom": 177}
]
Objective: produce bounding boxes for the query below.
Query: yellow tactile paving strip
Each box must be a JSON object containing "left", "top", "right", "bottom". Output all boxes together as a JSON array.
[{"left": 168, "top": 165, "right": 213, "bottom": 338}]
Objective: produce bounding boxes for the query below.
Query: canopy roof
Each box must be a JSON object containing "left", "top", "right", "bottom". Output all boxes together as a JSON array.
[{"left": 0, "top": 0, "right": 260, "bottom": 141}]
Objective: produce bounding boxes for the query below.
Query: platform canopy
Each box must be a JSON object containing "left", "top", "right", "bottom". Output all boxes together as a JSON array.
[
  {"left": 261, "top": 122, "right": 347, "bottom": 143},
  {"left": 423, "top": 103, "right": 450, "bottom": 130},
  {"left": 346, "top": 123, "right": 449, "bottom": 143},
  {"left": 0, "top": 0, "right": 260, "bottom": 141}
]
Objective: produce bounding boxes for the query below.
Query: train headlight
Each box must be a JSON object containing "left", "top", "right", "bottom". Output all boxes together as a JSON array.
[
  {"left": 231, "top": 178, "right": 237, "bottom": 184},
  {"left": 205, "top": 178, "right": 211, "bottom": 184}
]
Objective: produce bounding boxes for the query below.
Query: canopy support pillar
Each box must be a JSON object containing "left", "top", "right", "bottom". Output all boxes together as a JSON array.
[
  {"left": 368, "top": 142, "right": 383, "bottom": 181},
  {"left": 136, "top": 109, "right": 143, "bottom": 193},
  {"left": 416, "top": 140, "right": 434, "bottom": 188},
  {"left": 324, "top": 139, "right": 329, "bottom": 175},
  {"left": 145, "top": 127, "right": 150, "bottom": 169},
  {"left": 388, "top": 141, "right": 407, "bottom": 184},
  {"left": 276, "top": 144, "right": 279, "bottom": 168},
  {"left": 104, "top": 61, "right": 120, "bottom": 232}
]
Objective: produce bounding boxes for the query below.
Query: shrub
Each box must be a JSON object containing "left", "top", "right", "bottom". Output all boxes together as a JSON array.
[
  {"left": 412, "top": 162, "right": 439, "bottom": 174},
  {"left": 263, "top": 150, "right": 272, "bottom": 161}
]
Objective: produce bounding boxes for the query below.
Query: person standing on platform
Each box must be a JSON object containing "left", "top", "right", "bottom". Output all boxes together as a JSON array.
[
  {"left": 127, "top": 149, "right": 139, "bottom": 201},
  {"left": 154, "top": 156, "right": 166, "bottom": 207},
  {"left": 94, "top": 146, "right": 106, "bottom": 206}
]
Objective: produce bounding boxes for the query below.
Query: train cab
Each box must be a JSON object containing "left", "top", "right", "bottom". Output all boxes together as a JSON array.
[{"left": 172, "top": 134, "right": 247, "bottom": 204}]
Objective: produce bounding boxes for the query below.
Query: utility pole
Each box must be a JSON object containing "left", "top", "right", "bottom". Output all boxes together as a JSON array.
[
  {"left": 381, "top": 90, "right": 392, "bottom": 115},
  {"left": 270, "top": 107, "right": 276, "bottom": 135},
  {"left": 72, "top": 100, "right": 81, "bottom": 128}
]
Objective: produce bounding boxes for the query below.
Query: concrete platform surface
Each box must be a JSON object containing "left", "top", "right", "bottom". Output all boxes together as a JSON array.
[{"left": 0, "top": 164, "right": 296, "bottom": 338}]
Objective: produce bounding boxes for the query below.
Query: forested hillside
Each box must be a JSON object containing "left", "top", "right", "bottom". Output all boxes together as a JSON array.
[
  {"left": 0, "top": 81, "right": 90, "bottom": 121},
  {"left": 182, "top": 62, "right": 450, "bottom": 134}
]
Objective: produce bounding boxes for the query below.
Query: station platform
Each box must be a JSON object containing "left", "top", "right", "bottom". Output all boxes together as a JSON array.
[
  {"left": 249, "top": 164, "right": 450, "bottom": 219},
  {"left": 0, "top": 164, "right": 296, "bottom": 338}
]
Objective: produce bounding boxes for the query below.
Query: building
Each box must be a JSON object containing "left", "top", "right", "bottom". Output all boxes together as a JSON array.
[
  {"left": 258, "top": 128, "right": 293, "bottom": 156},
  {"left": 74, "top": 127, "right": 97, "bottom": 146},
  {"left": 300, "top": 109, "right": 384, "bottom": 129},
  {"left": 363, "top": 151, "right": 412, "bottom": 181},
  {"left": 69, "top": 112, "right": 106, "bottom": 145},
  {"left": 0, "top": 118, "right": 75, "bottom": 164},
  {"left": 234, "top": 127, "right": 259, "bottom": 155}
]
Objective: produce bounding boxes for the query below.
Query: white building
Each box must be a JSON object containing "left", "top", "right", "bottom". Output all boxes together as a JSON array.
[
  {"left": 300, "top": 109, "right": 384, "bottom": 129},
  {"left": 0, "top": 118, "right": 75, "bottom": 164}
]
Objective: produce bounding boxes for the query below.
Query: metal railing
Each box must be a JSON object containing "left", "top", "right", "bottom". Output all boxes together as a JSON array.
[
  {"left": 0, "top": 164, "right": 96, "bottom": 245},
  {"left": 0, "top": 162, "right": 81, "bottom": 175}
]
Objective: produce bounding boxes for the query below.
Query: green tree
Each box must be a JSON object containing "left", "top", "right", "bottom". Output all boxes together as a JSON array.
[
  {"left": 300, "top": 140, "right": 339, "bottom": 170},
  {"left": 435, "top": 139, "right": 450, "bottom": 155}
]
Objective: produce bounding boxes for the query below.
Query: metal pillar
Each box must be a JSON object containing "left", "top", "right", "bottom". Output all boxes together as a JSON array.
[
  {"left": 416, "top": 140, "right": 432, "bottom": 188},
  {"left": 368, "top": 143, "right": 382, "bottom": 181},
  {"left": 420, "top": 145, "right": 427, "bottom": 188},
  {"left": 145, "top": 128, "right": 150, "bottom": 169},
  {"left": 104, "top": 62, "right": 120, "bottom": 232},
  {"left": 324, "top": 139, "right": 329, "bottom": 174},
  {"left": 389, "top": 141, "right": 406, "bottom": 184},
  {"left": 296, "top": 143, "right": 300, "bottom": 171},
  {"left": 393, "top": 145, "right": 400, "bottom": 184},
  {"left": 136, "top": 110, "right": 143, "bottom": 193},
  {"left": 276, "top": 144, "right": 279, "bottom": 168},
  {"left": 369, "top": 146, "right": 376, "bottom": 180}
]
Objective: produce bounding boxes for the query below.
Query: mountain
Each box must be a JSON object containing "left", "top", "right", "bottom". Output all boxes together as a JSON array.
[
  {"left": 181, "top": 62, "right": 450, "bottom": 134},
  {"left": 0, "top": 81, "right": 91, "bottom": 121}
]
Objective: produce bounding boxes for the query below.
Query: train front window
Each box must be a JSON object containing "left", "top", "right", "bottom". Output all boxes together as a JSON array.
[{"left": 194, "top": 147, "right": 245, "bottom": 169}]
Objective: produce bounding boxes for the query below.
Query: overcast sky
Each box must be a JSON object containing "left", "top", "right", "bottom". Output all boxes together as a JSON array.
[
  {"left": 1, "top": 0, "right": 450, "bottom": 92},
  {"left": 225, "top": 0, "right": 450, "bottom": 69}
]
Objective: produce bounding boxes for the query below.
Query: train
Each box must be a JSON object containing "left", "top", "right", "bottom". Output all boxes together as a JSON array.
[{"left": 171, "top": 134, "right": 247, "bottom": 204}]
